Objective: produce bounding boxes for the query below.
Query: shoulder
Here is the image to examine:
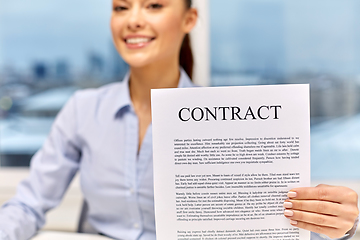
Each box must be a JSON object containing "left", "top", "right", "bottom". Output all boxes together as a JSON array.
[
  {"left": 59, "top": 81, "right": 125, "bottom": 124},
  {"left": 72, "top": 82, "right": 123, "bottom": 105},
  {"left": 69, "top": 82, "right": 124, "bottom": 114},
  {"left": 56, "top": 81, "right": 123, "bottom": 118}
]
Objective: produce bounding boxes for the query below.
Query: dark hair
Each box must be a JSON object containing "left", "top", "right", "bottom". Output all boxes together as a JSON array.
[{"left": 180, "top": 0, "right": 194, "bottom": 79}]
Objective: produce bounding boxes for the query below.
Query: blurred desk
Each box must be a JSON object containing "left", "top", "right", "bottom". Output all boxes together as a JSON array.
[{"left": 31, "top": 231, "right": 111, "bottom": 240}]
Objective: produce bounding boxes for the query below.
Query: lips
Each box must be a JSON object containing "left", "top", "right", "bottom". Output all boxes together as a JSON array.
[{"left": 124, "top": 36, "right": 156, "bottom": 49}]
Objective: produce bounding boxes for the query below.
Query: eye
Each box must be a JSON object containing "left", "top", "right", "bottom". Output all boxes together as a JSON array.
[
  {"left": 148, "top": 3, "right": 163, "bottom": 9},
  {"left": 113, "top": 6, "right": 128, "bottom": 12}
]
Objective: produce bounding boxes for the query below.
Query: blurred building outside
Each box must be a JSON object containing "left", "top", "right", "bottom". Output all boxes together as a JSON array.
[{"left": 0, "top": 40, "right": 129, "bottom": 166}]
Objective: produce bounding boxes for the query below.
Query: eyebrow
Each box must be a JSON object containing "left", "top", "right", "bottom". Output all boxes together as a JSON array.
[{"left": 114, "top": 0, "right": 129, "bottom": 3}]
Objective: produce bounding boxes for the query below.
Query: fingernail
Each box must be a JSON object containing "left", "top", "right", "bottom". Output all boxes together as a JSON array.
[
  {"left": 287, "top": 191, "right": 297, "bottom": 198},
  {"left": 283, "top": 202, "right": 293, "bottom": 209},
  {"left": 290, "top": 220, "right": 298, "bottom": 225},
  {"left": 284, "top": 210, "right": 294, "bottom": 217}
]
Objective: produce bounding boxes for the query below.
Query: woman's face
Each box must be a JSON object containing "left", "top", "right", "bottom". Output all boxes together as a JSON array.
[{"left": 111, "top": 0, "right": 197, "bottom": 68}]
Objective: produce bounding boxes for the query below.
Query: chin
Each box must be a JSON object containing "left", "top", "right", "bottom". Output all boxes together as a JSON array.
[
  {"left": 119, "top": 47, "right": 176, "bottom": 69},
  {"left": 122, "top": 53, "right": 160, "bottom": 69},
  {"left": 125, "top": 59, "right": 153, "bottom": 69}
]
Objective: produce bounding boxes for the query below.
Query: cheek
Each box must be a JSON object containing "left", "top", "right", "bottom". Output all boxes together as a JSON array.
[
  {"left": 110, "top": 17, "right": 124, "bottom": 42},
  {"left": 110, "top": 17, "right": 129, "bottom": 58},
  {"left": 151, "top": 14, "right": 184, "bottom": 46}
]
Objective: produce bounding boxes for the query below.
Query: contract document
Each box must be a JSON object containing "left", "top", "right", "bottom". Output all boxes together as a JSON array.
[{"left": 151, "top": 85, "right": 310, "bottom": 240}]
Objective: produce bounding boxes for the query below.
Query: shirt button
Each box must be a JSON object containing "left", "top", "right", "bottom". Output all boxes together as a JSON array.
[
  {"left": 129, "top": 188, "right": 135, "bottom": 194},
  {"left": 133, "top": 223, "right": 139, "bottom": 229}
]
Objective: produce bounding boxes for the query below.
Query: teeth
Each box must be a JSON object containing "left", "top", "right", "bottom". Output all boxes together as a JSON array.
[{"left": 126, "top": 38, "right": 152, "bottom": 44}]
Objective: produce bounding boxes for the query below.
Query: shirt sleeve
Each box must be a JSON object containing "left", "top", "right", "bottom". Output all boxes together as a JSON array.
[
  {"left": 0, "top": 93, "right": 82, "bottom": 240},
  {"left": 311, "top": 217, "right": 359, "bottom": 240}
]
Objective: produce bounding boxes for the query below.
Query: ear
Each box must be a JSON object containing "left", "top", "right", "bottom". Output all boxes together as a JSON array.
[{"left": 182, "top": 8, "right": 198, "bottom": 34}]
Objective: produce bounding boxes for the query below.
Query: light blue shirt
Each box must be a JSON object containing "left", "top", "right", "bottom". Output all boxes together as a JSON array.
[{"left": 0, "top": 69, "right": 357, "bottom": 240}]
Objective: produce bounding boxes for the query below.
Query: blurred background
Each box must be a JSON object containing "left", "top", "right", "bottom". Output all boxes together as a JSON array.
[
  {"left": 2, "top": 0, "right": 360, "bottom": 179},
  {"left": 210, "top": 0, "right": 360, "bottom": 181},
  {"left": 0, "top": 0, "right": 359, "bottom": 235}
]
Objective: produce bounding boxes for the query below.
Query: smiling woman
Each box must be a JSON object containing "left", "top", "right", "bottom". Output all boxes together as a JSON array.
[
  {"left": 0, "top": 0, "right": 358, "bottom": 240},
  {"left": 111, "top": 0, "right": 195, "bottom": 77},
  {"left": 109, "top": 0, "right": 197, "bottom": 151}
]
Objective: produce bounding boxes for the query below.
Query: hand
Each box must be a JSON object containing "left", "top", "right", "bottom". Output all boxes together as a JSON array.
[{"left": 283, "top": 184, "right": 359, "bottom": 239}]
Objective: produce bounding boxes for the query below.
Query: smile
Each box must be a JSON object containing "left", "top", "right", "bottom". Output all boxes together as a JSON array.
[
  {"left": 124, "top": 36, "right": 156, "bottom": 49},
  {"left": 126, "top": 38, "right": 153, "bottom": 44}
]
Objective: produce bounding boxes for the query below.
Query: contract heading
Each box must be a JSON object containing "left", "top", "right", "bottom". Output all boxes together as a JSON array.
[{"left": 178, "top": 105, "right": 282, "bottom": 122}]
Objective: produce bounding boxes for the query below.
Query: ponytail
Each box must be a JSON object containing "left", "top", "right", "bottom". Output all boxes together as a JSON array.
[{"left": 180, "top": 34, "right": 194, "bottom": 80}]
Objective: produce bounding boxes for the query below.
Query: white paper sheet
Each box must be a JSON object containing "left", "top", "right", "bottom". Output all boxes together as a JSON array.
[{"left": 151, "top": 84, "right": 310, "bottom": 240}]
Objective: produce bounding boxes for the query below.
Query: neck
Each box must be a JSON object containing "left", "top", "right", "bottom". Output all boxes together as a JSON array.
[{"left": 129, "top": 58, "right": 180, "bottom": 109}]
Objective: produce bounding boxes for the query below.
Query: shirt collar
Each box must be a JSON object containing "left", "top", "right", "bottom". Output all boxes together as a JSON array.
[{"left": 113, "top": 68, "right": 195, "bottom": 118}]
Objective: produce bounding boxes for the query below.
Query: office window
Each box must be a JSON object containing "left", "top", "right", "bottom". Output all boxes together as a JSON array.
[
  {"left": 0, "top": 0, "right": 128, "bottom": 166},
  {"left": 210, "top": 0, "right": 360, "bottom": 179}
]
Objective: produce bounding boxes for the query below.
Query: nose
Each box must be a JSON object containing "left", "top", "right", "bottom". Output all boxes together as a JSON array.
[{"left": 127, "top": 5, "right": 145, "bottom": 31}]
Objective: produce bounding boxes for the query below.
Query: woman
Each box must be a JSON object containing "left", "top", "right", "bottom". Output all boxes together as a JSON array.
[{"left": 0, "top": 0, "right": 358, "bottom": 239}]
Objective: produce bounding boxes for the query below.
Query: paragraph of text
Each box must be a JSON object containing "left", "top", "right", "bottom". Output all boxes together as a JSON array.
[
  {"left": 174, "top": 137, "right": 300, "bottom": 166},
  {"left": 175, "top": 172, "right": 300, "bottom": 190},
  {"left": 175, "top": 190, "right": 287, "bottom": 222},
  {"left": 177, "top": 228, "right": 300, "bottom": 240}
]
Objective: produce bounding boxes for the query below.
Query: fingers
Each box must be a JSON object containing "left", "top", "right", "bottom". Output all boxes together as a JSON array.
[
  {"left": 287, "top": 186, "right": 359, "bottom": 220},
  {"left": 284, "top": 209, "right": 350, "bottom": 229},
  {"left": 288, "top": 186, "right": 358, "bottom": 204},
  {"left": 284, "top": 200, "right": 341, "bottom": 216},
  {"left": 289, "top": 220, "right": 349, "bottom": 239},
  {"left": 285, "top": 199, "right": 359, "bottom": 220},
  {"left": 284, "top": 206, "right": 356, "bottom": 239},
  {"left": 283, "top": 185, "right": 360, "bottom": 239}
]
